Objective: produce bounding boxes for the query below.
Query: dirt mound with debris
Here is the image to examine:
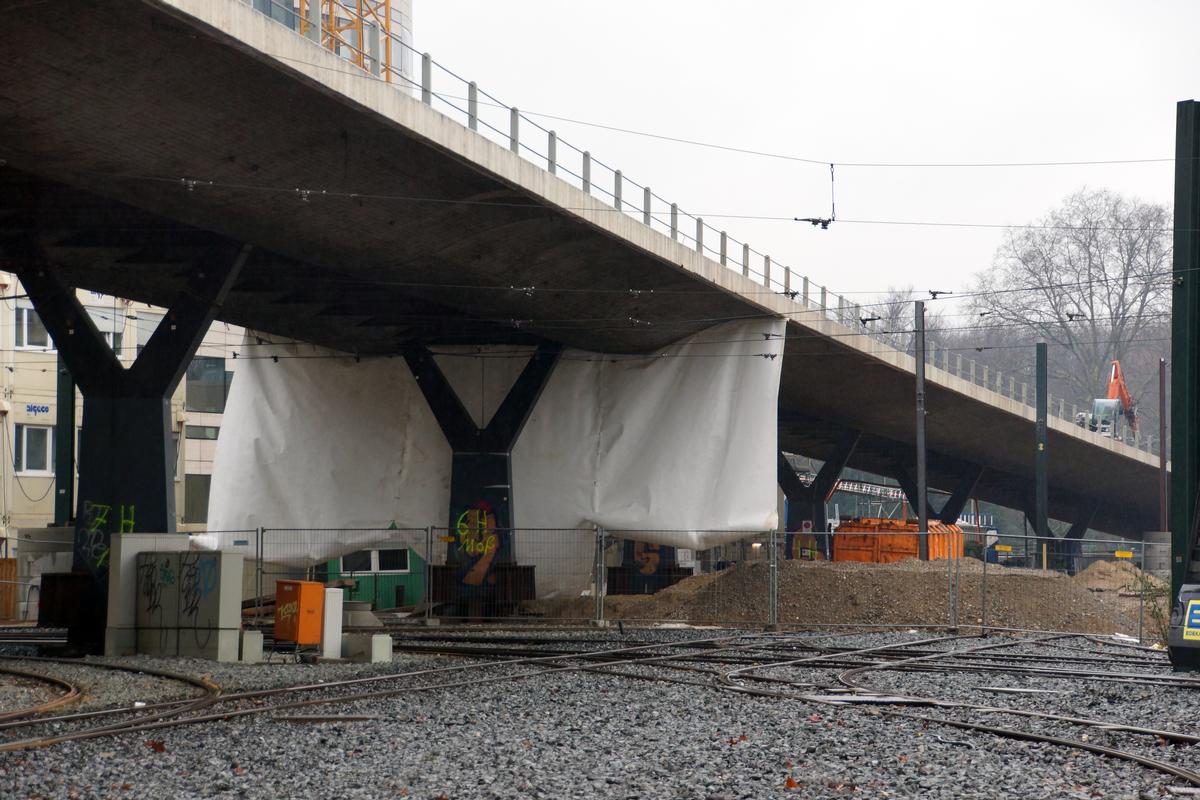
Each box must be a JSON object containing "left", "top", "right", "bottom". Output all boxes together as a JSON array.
[
  {"left": 532, "top": 557, "right": 1150, "bottom": 636},
  {"left": 1072, "top": 559, "right": 1165, "bottom": 593}
]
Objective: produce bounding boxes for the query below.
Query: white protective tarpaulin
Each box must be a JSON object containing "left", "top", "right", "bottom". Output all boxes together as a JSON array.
[{"left": 205, "top": 318, "right": 784, "bottom": 592}]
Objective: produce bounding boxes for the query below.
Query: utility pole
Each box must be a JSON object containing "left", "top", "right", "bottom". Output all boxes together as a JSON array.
[
  {"left": 53, "top": 355, "right": 75, "bottom": 526},
  {"left": 915, "top": 301, "right": 928, "bottom": 559},
  {"left": 1035, "top": 342, "right": 1048, "bottom": 542},
  {"left": 1161, "top": 357, "right": 1168, "bottom": 532}
]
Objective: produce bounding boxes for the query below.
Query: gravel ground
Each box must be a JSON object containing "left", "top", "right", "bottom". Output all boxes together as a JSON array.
[{"left": 0, "top": 629, "right": 1193, "bottom": 799}]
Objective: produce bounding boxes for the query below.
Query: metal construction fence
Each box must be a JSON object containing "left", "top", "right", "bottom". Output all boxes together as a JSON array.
[{"left": 235, "top": 526, "right": 1170, "bottom": 642}]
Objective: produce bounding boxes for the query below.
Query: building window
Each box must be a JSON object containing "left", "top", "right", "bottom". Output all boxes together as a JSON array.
[
  {"left": 339, "top": 548, "right": 410, "bottom": 574},
  {"left": 377, "top": 548, "right": 410, "bottom": 573},
  {"left": 14, "top": 307, "right": 52, "bottom": 350},
  {"left": 105, "top": 330, "right": 124, "bottom": 357},
  {"left": 340, "top": 550, "right": 372, "bottom": 573},
  {"left": 14, "top": 424, "right": 54, "bottom": 474},
  {"left": 185, "top": 357, "right": 231, "bottom": 413},
  {"left": 135, "top": 312, "right": 164, "bottom": 357},
  {"left": 183, "top": 474, "right": 211, "bottom": 523},
  {"left": 185, "top": 425, "right": 220, "bottom": 440}
]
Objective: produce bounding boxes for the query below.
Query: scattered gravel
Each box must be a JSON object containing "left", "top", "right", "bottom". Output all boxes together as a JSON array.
[{"left": 0, "top": 629, "right": 1193, "bottom": 799}]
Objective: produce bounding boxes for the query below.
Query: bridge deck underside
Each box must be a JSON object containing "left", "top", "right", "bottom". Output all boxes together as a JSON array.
[{"left": 0, "top": 0, "right": 1161, "bottom": 536}]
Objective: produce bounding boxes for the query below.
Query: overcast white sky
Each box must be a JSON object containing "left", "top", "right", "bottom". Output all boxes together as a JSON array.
[{"left": 414, "top": 1, "right": 1196, "bottom": 307}]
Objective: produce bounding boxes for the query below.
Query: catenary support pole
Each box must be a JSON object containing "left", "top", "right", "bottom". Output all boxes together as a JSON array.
[
  {"left": 53, "top": 354, "right": 75, "bottom": 526},
  {"left": 1161, "top": 357, "right": 1168, "bottom": 531},
  {"left": 768, "top": 527, "right": 779, "bottom": 628},
  {"left": 1170, "top": 100, "right": 1199, "bottom": 599},
  {"left": 594, "top": 526, "right": 606, "bottom": 625},
  {"left": 915, "top": 301, "right": 928, "bottom": 559},
  {"left": 1036, "top": 342, "right": 1049, "bottom": 541}
]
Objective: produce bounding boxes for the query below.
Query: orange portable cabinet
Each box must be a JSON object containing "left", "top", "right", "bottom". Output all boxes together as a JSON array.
[{"left": 274, "top": 580, "right": 324, "bottom": 645}]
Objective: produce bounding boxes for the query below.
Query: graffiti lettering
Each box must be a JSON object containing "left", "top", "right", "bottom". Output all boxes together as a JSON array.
[
  {"left": 179, "top": 553, "right": 217, "bottom": 650},
  {"left": 277, "top": 600, "right": 299, "bottom": 620},
  {"left": 119, "top": 504, "right": 135, "bottom": 534},
  {"left": 78, "top": 501, "right": 112, "bottom": 571},
  {"left": 455, "top": 504, "right": 500, "bottom": 587},
  {"left": 138, "top": 558, "right": 163, "bottom": 616},
  {"left": 137, "top": 555, "right": 173, "bottom": 650}
]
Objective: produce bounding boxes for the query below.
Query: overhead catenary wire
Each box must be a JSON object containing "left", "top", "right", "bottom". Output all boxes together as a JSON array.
[{"left": 260, "top": 51, "right": 1179, "bottom": 170}]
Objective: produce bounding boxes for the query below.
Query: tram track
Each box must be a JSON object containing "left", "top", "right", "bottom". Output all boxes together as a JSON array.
[{"left": 2, "top": 628, "right": 1197, "bottom": 792}]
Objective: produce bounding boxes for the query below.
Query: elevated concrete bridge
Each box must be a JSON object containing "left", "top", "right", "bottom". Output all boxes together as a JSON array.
[{"left": 0, "top": 0, "right": 1162, "bottom": 546}]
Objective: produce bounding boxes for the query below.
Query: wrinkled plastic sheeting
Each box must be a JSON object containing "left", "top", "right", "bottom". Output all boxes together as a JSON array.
[{"left": 205, "top": 319, "right": 785, "bottom": 587}]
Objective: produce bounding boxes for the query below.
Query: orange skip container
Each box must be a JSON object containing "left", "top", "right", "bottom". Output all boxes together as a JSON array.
[{"left": 832, "top": 518, "right": 963, "bottom": 563}]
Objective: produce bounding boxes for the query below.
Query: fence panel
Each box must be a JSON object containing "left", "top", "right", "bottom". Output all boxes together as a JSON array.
[
  {"left": 600, "top": 531, "right": 772, "bottom": 627},
  {"left": 257, "top": 527, "right": 428, "bottom": 621},
  {"left": 963, "top": 533, "right": 1168, "bottom": 643},
  {"left": 428, "top": 527, "right": 596, "bottom": 622}
]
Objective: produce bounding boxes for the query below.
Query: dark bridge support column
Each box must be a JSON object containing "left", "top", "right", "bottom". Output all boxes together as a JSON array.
[
  {"left": 404, "top": 344, "right": 561, "bottom": 600},
  {"left": 778, "top": 431, "right": 859, "bottom": 559},
  {"left": 18, "top": 244, "right": 249, "bottom": 647},
  {"left": 890, "top": 460, "right": 937, "bottom": 559},
  {"left": 936, "top": 464, "right": 985, "bottom": 526},
  {"left": 1061, "top": 501, "right": 1099, "bottom": 575}
]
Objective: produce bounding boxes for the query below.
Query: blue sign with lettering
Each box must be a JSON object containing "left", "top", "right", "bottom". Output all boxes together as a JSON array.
[
  {"left": 1184, "top": 600, "right": 1200, "bottom": 641},
  {"left": 25, "top": 404, "right": 50, "bottom": 416}
]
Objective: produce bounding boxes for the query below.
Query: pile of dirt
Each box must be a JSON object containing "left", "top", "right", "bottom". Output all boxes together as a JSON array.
[
  {"left": 1072, "top": 559, "right": 1166, "bottom": 593},
  {"left": 531, "top": 557, "right": 1156, "bottom": 637}
]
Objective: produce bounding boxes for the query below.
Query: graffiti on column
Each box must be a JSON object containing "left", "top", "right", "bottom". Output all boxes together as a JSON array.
[
  {"left": 77, "top": 501, "right": 137, "bottom": 574},
  {"left": 454, "top": 501, "right": 506, "bottom": 587},
  {"left": 78, "top": 501, "right": 112, "bottom": 572}
]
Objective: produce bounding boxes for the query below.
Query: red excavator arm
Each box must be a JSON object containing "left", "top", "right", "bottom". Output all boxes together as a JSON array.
[{"left": 1105, "top": 360, "right": 1138, "bottom": 432}]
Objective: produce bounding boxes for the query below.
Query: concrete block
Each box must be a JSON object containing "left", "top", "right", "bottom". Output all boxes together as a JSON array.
[
  {"left": 179, "top": 628, "right": 239, "bottom": 662},
  {"left": 135, "top": 552, "right": 182, "bottom": 656},
  {"left": 104, "top": 626, "right": 137, "bottom": 657},
  {"left": 344, "top": 609, "right": 383, "bottom": 627},
  {"left": 241, "top": 630, "right": 264, "bottom": 663},
  {"left": 137, "top": 627, "right": 178, "bottom": 658},
  {"left": 106, "top": 533, "right": 189, "bottom": 656},
  {"left": 341, "top": 633, "right": 392, "bottom": 663},
  {"left": 322, "top": 589, "right": 343, "bottom": 660}
]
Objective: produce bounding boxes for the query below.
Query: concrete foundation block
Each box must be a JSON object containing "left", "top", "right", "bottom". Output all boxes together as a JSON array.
[
  {"left": 322, "top": 589, "right": 344, "bottom": 660},
  {"left": 179, "top": 628, "right": 240, "bottom": 662},
  {"left": 240, "top": 630, "right": 264, "bottom": 663},
  {"left": 342, "top": 633, "right": 392, "bottom": 663},
  {"left": 104, "top": 626, "right": 137, "bottom": 657},
  {"left": 137, "top": 628, "right": 178, "bottom": 657},
  {"left": 344, "top": 609, "right": 383, "bottom": 628}
]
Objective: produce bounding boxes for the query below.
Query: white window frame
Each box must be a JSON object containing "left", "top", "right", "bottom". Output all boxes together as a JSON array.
[
  {"left": 338, "top": 547, "right": 411, "bottom": 575},
  {"left": 14, "top": 423, "right": 54, "bottom": 475},
  {"left": 104, "top": 329, "right": 124, "bottom": 359},
  {"left": 375, "top": 547, "right": 411, "bottom": 574},
  {"left": 14, "top": 306, "right": 54, "bottom": 352}
]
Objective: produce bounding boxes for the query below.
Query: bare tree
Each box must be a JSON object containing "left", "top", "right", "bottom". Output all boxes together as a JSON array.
[
  {"left": 969, "top": 188, "right": 1171, "bottom": 403},
  {"left": 865, "top": 285, "right": 946, "bottom": 353}
]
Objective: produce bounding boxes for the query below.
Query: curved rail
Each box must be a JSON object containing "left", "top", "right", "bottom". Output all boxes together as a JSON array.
[{"left": 0, "top": 664, "right": 81, "bottom": 722}]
